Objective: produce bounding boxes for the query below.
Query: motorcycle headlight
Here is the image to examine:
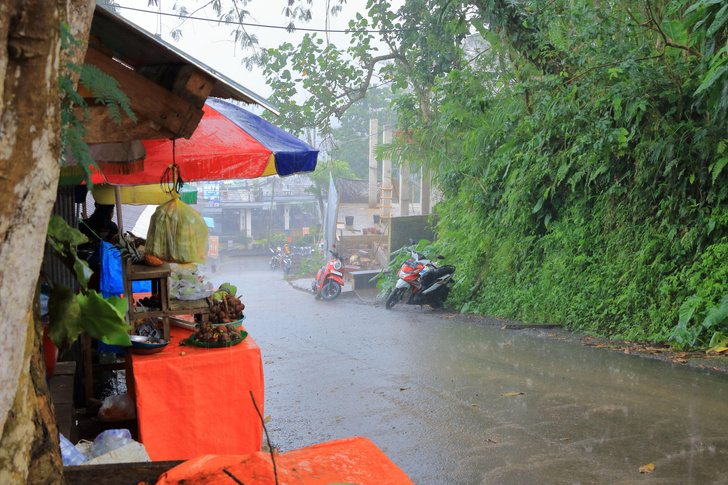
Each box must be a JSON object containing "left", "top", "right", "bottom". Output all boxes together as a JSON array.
[{"left": 333, "top": 260, "right": 342, "bottom": 270}]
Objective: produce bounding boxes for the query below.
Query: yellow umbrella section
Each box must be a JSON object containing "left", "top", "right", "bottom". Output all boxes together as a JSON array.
[{"left": 92, "top": 183, "right": 197, "bottom": 205}]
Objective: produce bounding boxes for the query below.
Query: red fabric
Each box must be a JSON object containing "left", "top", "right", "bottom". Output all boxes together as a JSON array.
[
  {"left": 130, "top": 326, "right": 264, "bottom": 461},
  {"left": 155, "top": 437, "right": 415, "bottom": 485},
  {"left": 91, "top": 105, "right": 272, "bottom": 186}
]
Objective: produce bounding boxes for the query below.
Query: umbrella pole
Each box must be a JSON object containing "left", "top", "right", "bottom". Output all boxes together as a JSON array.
[{"left": 115, "top": 185, "right": 132, "bottom": 325}]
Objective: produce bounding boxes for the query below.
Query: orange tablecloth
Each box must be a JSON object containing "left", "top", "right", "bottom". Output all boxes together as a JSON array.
[
  {"left": 155, "top": 436, "right": 415, "bottom": 485},
  {"left": 130, "top": 326, "right": 264, "bottom": 461}
]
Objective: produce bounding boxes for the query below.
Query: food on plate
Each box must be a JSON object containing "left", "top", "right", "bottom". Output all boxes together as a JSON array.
[{"left": 195, "top": 321, "right": 243, "bottom": 343}]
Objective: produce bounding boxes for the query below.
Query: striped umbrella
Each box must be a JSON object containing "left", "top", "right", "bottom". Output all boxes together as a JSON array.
[{"left": 93, "top": 98, "right": 318, "bottom": 186}]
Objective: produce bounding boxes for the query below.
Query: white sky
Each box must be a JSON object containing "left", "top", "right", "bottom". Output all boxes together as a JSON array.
[{"left": 114, "top": 1, "right": 379, "bottom": 103}]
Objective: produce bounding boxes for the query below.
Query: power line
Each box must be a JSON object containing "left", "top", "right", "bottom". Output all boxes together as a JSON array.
[{"left": 113, "top": 5, "right": 414, "bottom": 34}]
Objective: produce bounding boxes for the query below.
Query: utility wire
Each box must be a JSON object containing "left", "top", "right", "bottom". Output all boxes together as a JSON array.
[{"left": 113, "top": 5, "right": 415, "bottom": 34}]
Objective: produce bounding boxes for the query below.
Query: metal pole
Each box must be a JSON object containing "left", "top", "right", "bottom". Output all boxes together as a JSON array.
[{"left": 115, "top": 186, "right": 132, "bottom": 324}]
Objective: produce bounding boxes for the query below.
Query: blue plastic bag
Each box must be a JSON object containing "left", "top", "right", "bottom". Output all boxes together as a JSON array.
[{"left": 99, "top": 242, "right": 151, "bottom": 297}]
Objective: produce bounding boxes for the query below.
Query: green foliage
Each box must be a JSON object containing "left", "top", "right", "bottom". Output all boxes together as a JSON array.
[
  {"left": 45, "top": 216, "right": 132, "bottom": 348},
  {"left": 670, "top": 295, "right": 728, "bottom": 350},
  {"left": 387, "top": 0, "right": 728, "bottom": 348},
  {"left": 46, "top": 215, "right": 93, "bottom": 288},
  {"left": 59, "top": 21, "right": 137, "bottom": 188},
  {"left": 296, "top": 253, "right": 325, "bottom": 278},
  {"left": 330, "top": 87, "right": 398, "bottom": 178}
]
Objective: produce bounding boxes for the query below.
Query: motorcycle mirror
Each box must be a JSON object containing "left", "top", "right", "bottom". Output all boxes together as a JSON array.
[{"left": 437, "top": 255, "right": 445, "bottom": 260}]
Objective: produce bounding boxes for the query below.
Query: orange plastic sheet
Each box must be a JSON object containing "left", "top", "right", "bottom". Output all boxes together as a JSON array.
[
  {"left": 130, "top": 326, "right": 264, "bottom": 461},
  {"left": 155, "top": 436, "right": 415, "bottom": 485}
]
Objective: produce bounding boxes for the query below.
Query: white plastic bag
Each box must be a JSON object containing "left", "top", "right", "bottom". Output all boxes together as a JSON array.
[
  {"left": 168, "top": 263, "right": 214, "bottom": 300},
  {"left": 98, "top": 393, "right": 136, "bottom": 422},
  {"left": 90, "top": 429, "right": 133, "bottom": 458}
]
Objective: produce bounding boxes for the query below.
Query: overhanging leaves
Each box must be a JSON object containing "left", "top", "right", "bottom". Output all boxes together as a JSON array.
[
  {"left": 77, "top": 291, "right": 132, "bottom": 346},
  {"left": 47, "top": 215, "right": 93, "bottom": 289}
]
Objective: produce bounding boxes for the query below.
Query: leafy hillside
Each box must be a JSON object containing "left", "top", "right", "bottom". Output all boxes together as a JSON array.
[{"left": 424, "top": 0, "right": 728, "bottom": 347}]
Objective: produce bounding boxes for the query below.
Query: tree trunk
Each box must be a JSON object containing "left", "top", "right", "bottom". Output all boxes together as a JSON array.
[{"left": 0, "top": 0, "right": 94, "bottom": 482}]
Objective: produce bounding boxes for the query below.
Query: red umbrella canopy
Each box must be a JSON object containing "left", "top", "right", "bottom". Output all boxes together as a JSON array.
[{"left": 92, "top": 99, "right": 318, "bottom": 185}]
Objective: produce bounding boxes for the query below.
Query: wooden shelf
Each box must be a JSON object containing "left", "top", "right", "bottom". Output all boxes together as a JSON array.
[
  {"left": 124, "top": 263, "right": 208, "bottom": 340},
  {"left": 126, "top": 262, "right": 171, "bottom": 281}
]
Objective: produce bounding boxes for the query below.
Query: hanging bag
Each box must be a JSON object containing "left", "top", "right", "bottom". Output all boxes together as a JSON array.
[{"left": 146, "top": 195, "right": 208, "bottom": 263}]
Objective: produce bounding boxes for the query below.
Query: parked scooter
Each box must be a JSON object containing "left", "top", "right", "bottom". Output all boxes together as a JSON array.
[
  {"left": 311, "top": 245, "right": 346, "bottom": 300},
  {"left": 269, "top": 247, "right": 282, "bottom": 270},
  {"left": 269, "top": 246, "right": 291, "bottom": 274},
  {"left": 385, "top": 241, "right": 456, "bottom": 310}
]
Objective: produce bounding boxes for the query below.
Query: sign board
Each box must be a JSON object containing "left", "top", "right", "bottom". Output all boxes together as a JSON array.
[
  {"left": 302, "top": 227, "right": 309, "bottom": 235},
  {"left": 208, "top": 236, "right": 219, "bottom": 259}
]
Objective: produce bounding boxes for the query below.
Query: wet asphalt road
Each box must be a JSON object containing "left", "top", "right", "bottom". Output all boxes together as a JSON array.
[{"left": 208, "top": 256, "right": 728, "bottom": 485}]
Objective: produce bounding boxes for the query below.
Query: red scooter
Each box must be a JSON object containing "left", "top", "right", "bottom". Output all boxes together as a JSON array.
[
  {"left": 385, "top": 240, "right": 456, "bottom": 309},
  {"left": 312, "top": 245, "right": 346, "bottom": 300}
]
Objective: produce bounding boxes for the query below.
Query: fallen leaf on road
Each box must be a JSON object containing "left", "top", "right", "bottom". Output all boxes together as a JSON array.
[
  {"left": 264, "top": 415, "right": 271, "bottom": 423},
  {"left": 400, "top": 387, "right": 411, "bottom": 391},
  {"left": 471, "top": 403, "right": 479, "bottom": 407},
  {"left": 639, "top": 463, "right": 655, "bottom": 473},
  {"left": 500, "top": 392, "right": 525, "bottom": 396}
]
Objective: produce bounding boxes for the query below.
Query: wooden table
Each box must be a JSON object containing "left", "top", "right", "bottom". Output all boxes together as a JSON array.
[{"left": 127, "top": 326, "right": 264, "bottom": 461}]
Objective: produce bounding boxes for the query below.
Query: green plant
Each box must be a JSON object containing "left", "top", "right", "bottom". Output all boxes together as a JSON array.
[
  {"left": 296, "top": 253, "right": 325, "bottom": 278},
  {"left": 669, "top": 295, "right": 728, "bottom": 350},
  {"left": 45, "top": 216, "right": 132, "bottom": 348}
]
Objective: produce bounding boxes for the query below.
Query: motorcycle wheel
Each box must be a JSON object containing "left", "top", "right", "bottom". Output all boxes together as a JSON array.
[
  {"left": 321, "top": 281, "right": 341, "bottom": 300},
  {"left": 385, "top": 287, "right": 404, "bottom": 310}
]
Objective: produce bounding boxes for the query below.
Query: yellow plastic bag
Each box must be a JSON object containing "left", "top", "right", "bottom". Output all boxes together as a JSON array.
[{"left": 146, "top": 196, "right": 208, "bottom": 263}]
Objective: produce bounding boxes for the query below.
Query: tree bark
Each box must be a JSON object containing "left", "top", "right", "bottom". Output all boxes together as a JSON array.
[{"left": 0, "top": 0, "right": 94, "bottom": 482}]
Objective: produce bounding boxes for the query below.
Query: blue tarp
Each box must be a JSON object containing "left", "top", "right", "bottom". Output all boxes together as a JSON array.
[{"left": 99, "top": 241, "right": 151, "bottom": 298}]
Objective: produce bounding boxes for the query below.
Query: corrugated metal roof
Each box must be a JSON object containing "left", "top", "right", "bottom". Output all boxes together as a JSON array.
[{"left": 92, "top": 5, "right": 279, "bottom": 116}]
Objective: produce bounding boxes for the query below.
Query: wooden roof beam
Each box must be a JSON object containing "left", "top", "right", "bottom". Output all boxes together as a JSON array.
[{"left": 77, "top": 47, "right": 215, "bottom": 144}]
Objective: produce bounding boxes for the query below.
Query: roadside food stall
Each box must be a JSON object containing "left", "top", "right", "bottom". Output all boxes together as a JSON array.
[
  {"left": 89, "top": 98, "right": 317, "bottom": 460},
  {"left": 56, "top": 6, "right": 416, "bottom": 483}
]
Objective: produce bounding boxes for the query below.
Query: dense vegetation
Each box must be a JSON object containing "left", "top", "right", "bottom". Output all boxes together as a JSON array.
[
  {"left": 431, "top": 0, "right": 728, "bottom": 348},
  {"left": 243, "top": 0, "right": 728, "bottom": 348}
]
